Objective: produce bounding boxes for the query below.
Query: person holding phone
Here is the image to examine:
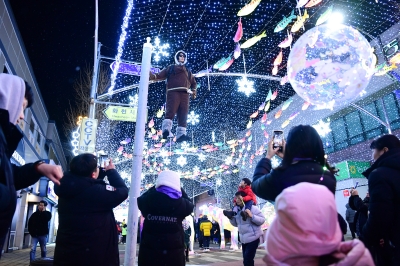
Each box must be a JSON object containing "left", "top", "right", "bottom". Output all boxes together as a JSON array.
[{"left": 251, "top": 125, "right": 337, "bottom": 202}]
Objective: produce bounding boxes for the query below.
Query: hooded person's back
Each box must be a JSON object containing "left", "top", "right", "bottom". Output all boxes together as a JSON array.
[{"left": 264, "top": 182, "right": 374, "bottom": 266}]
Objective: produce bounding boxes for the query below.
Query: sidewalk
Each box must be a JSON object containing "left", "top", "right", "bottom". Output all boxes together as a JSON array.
[{"left": 0, "top": 244, "right": 55, "bottom": 266}]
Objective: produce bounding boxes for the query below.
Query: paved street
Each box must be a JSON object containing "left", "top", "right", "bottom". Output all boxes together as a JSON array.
[{"left": 0, "top": 242, "right": 266, "bottom": 266}]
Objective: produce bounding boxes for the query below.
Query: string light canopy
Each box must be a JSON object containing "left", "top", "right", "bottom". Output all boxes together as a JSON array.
[{"left": 96, "top": 0, "right": 399, "bottom": 199}]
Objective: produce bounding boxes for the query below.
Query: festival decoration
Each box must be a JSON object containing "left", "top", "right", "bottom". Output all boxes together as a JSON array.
[
  {"left": 315, "top": 6, "right": 333, "bottom": 26},
  {"left": 237, "top": 76, "right": 255, "bottom": 96},
  {"left": 305, "top": 0, "right": 322, "bottom": 8},
  {"left": 274, "top": 10, "right": 296, "bottom": 33},
  {"left": 291, "top": 10, "right": 309, "bottom": 33},
  {"left": 237, "top": 0, "right": 262, "bottom": 16},
  {"left": 233, "top": 18, "right": 243, "bottom": 42},
  {"left": 240, "top": 31, "right": 267, "bottom": 49},
  {"left": 278, "top": 33, "right": 293, "bottom": 48},
  {"left": 287, "top": 24, "right": 374, "bottom": 109}
]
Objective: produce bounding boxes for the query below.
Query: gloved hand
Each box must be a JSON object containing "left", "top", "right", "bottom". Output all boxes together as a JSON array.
[{"left": 191, "top": 89, "right": 197, "bottom": 99}]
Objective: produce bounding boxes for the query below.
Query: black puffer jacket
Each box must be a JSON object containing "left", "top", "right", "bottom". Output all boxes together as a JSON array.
[
  {"left": 28, "top": 210, "right": 52, "bottom": 237},
  {"left": 349, "top": 195, "right": 369, "bottom": 237},
  {"left": 0, "top": 109, "right": 42, "bottom": 240},
  {"left": 53, "top": 169, "right": 128, "bottom": 266},
  {"left": 362, "top": 148, "right": 400, "bottom": 265},
  {"left": 252, "top": 158, "right": 337, "bottom": 201},
  {"left": 138, "top": 186, "right": 194, "bottom": 266}
]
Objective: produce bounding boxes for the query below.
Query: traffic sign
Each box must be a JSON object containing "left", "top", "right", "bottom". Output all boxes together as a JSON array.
[{"left": 103, "top": 106, "right": 146, "bottom": 122}]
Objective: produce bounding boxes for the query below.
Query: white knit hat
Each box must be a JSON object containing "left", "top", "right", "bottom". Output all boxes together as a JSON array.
[{"left": 155, "top": 170, "right": 181, "bottom": 191}]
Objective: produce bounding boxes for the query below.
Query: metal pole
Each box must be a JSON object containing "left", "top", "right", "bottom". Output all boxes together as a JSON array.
[
  {"left": 89, "top": 0, "right": 100, "bottom": 119},
  {"left": 124, "top": 37, "right": 152, "bottom": 266},
  {"left": 350, "top": 103, "right": 390, "bottom": 130}
]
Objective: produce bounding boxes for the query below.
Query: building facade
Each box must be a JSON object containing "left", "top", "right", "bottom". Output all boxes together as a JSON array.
[{"left": 0, "top": 0, "right": 67, "bottom": 254}]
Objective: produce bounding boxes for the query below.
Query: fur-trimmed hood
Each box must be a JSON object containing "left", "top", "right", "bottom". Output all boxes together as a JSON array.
[{"left": 174, "top": 50, "right": 187, "bottom": 65}]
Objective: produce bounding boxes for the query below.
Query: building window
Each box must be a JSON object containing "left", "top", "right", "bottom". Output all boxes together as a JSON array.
[
  {"left": 29, "top": 119, "right": 35, "bottom": 133},
  {"left": 37, "top": 132, "right": 41, "bottom": 145}
]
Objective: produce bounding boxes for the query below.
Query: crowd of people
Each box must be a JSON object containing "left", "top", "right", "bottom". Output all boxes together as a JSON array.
[{"left": 1, "top": 72, "right": 400, "bottom": 266}]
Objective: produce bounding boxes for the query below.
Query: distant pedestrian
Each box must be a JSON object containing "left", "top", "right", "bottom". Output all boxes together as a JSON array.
[
  {"left": 28, "top": 200, "right": 51, "bottom": 262},
  {"left": 200, "top": 216, "right": 212, "bottom": 251},
  {"left": 121, "top": 224, "right": 127, "bottom": 244},
  {"left": 183, "top": 219, "right": 191, "bottom": 262},
  {"left": 345, "top": 203, "right": 356, "bottom": 239}
]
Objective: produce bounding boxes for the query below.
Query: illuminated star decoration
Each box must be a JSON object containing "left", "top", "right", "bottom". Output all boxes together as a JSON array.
[
  {"left": 187, "top": 111, "right": 200, "bottom": 125},
  {"left": 313, "top": 120, "right": 332, "bottom": 137},
  {"left": 152, "top": 37, "right": 170, "bottom": 62},
  {"left": 236, "top": 76, "right": 255, "bottom": 97},
  {"left": 177, "top": 155, "right": 187, "bottom": 167},
  {"left": 271, "top": 157, "right": 280, "bottom": 168},
  {"left": 129, "top": 94, "right": 138, "bottom": 106},
  {"left": 198, "top": 153, "right": 206, "bottom": 162}
]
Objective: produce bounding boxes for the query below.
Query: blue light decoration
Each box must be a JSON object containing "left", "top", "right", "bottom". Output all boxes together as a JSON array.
[
  {"left": 187, "top": 111, "right": 199, "bottom": 125},
  {"left": 152, "top": 37, "right": 170, "bottom": 62},
  {"left": 108, "top": 0, "right": 134, "bottom": 93},
  {"left": 95, "top": 0, "right": 399, "bottom": 203}
]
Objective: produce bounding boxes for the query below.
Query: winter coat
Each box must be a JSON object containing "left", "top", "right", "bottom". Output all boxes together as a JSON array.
[
  {"left": 229, "top": 205, "right": 265, "bottom": 244},
  {"left": 252, "top": 158, "right": 336, "bottom": 202},
  {"left": 235, "top": 185, "right": 257, "bottom": 204},
  {"left": 200, "top": 220, "right": 213, "bottom": 237},
  {"left": 28, "top": 210, "right": 52, "bottom": 237},
  {"left": 345, "top": 203, "right": 356, "bottom": 223},
  {"left": 362, "top": 147, "right": 400, "bottom": 265},
  {"left": 137, "top": 186, "right": 194, "bottom": 266},
  {"left": 53, "top": 169, "right": 128, "bottom": 266},
  {"left": 0, "top": 109, "right": 42, "bottom": 240},
  {"left": 184, "top": 227, "right": 191, "bottom": 247},
  {"left": 349, "top": 195, "right": 369, "bottom": 237},
  {"left": 150, "top": 65, "right": 197, "bottom": 91},
  {"left": 121, "top": 225, "right": 127, "bottom": 236}
]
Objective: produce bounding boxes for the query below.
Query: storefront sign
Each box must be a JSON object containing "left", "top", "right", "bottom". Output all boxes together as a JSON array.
[
  {"left": 343, "top": 189, "right": 350, "bottom": 197},
  {"left": 78, "top": 118, "right": 98, "bottom": 153},
  {"left": 335, "top": 161, "right": 370, "bottom": 181}
]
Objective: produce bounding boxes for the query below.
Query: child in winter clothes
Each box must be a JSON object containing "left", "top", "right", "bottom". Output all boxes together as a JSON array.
[
  {"left": 223, "top": 178, "right": 257, "bottom": 221},
  {"left": 264, "top": 182, "right": 374, "bottom": 266}
]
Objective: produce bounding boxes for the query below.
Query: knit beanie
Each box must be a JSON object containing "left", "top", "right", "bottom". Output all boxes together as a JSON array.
[
  {"left": 265, "top": 182, "right": 342, "bottom": 263},
  {"left": 0, "top": 73, "right": 25, "bottom": 124},
  {"left": 155, "top": 170, "right": 181, "bottom": 192}
]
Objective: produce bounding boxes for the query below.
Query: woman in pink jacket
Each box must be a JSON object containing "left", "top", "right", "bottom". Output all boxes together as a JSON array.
[{"left": 264, "top": 182, "right": 374, "bottom": 266}]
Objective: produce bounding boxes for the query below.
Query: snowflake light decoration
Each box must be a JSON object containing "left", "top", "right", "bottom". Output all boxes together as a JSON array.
[
  {"left": 177, "top": 155, "right": 187, "bottom": 167},
  {"left": 187, "top": 111, "right": 199, "bottom": 125},
  {"left": 181, "top": 141, "right": 190, "bottom": 151},
  {"left": 271, "top": 157, "right": 280, "bottom": 168},
  {"left": 152, "top": 37, "right": 169, "bottom": 62},
  {"left": 225, "top": 156, "right": 232, "bottom": 165},
  {"left": 159, "top": 148, "right": 169, "bottom": 158},
  {"left": 193, "top": 166, "right": 200, "bottom": 174},
  {"left": 198, "top": 153, "right": 206, "bottom": 162},
  {"left": 163, "top": 157, "right": 171, "bottom": 165},
  {"left": 313, "top": 120, "right": 332, "bottom": 137},
  {"left": 236, "top": 76, "right": 255, "bottom": 97},
  {"left": 120, "top": 171, "right": 130, "bottom": 180},
  {"left": 129, "top": 94, "right": 138, "bottom": 106},
  {"left": 216, "top": 178, "right": 222, "bottom": 186}
]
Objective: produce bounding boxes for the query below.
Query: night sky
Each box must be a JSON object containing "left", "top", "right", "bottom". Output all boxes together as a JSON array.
[{"left": 9, "top": 0, "right": 126, "bottom": 144}]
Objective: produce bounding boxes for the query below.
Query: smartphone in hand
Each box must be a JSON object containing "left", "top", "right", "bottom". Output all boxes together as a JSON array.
[{"left": 273, "top": 130, "right": 284, "bottom": 152}]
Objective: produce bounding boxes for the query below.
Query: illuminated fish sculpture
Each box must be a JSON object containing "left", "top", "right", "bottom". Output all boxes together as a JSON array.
[
  {"left": 219, "top": 57, "right": 234, "bottom": 71},
  {"left": 258, "top": 102, "right": 265, "bottom": 110},
  {"left": 271, "top": 90, "right": 278, "bottom": 100},
  {"left": 273, "top": 50, "right": 283, "bottom": 66},
  {"left": 265, "top": 89, "right": 272, "bottom": 101},
  {"left": 264, "top": 101, "right": 270, "bottom": 111},
  {"left": 194, "top": 67, "right": 212, "bottom": 78},
  {"left": 233, "top": 18, "right": 243, "bottom": 42},
  {"left": 291, "top": 10, "right": 309, "bottom": 33},
  {"left": 148, "top": 118, "right": 154, "bottom": 128},
  {"left": 305, "top": 0, "right": 322, "bottom": 8},
  {"left": 302, "top": 101, "right": 311, "bottom": 110},
  {"left": 272, "top": 65, "right": 279, "bottom": 75},
  {"left": 237, "top": 0, "right": 262, "bottom": 16},
  {"left": 250, "top": 110, "right": 259, "bottom": 118},
  {"left": 274, "top": 10, "right": 296, "bottom": 33},
  {"left": 282, "top": 98, "right": 293, "bottom": 110},
  {"left": 316, "top": 6, "right": 333, "bottom": 26},
  {"left": 275, "top": 109, "right": 282, "bottom": 119},
  {"left": 296, "top": 0, "right": 309, "bottom": 8},
  {"left": 390, "top": 52, "right": 400, "bottom": 65},
  {"left": 261, "top": 113, "right": 267, "bottom": 123},
  {"left": 234, "top": 43, "right": 241, "bottom": 59},
  {"left": 213, "top": 57, "right": 231, "bottom": 69},
  {"left": 280, "top": 75, "right": 288, "bottom": 85},
  {"left": 278, "top": 33, "right": 293, "bottom": 48},
  {"left": 241, "top": 31, "right": 267, "bottom": 49}
]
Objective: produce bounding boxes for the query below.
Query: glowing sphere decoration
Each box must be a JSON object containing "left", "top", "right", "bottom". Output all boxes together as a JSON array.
[{"left": 287, "top": 24, "right": 374, "bottom": 109}]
